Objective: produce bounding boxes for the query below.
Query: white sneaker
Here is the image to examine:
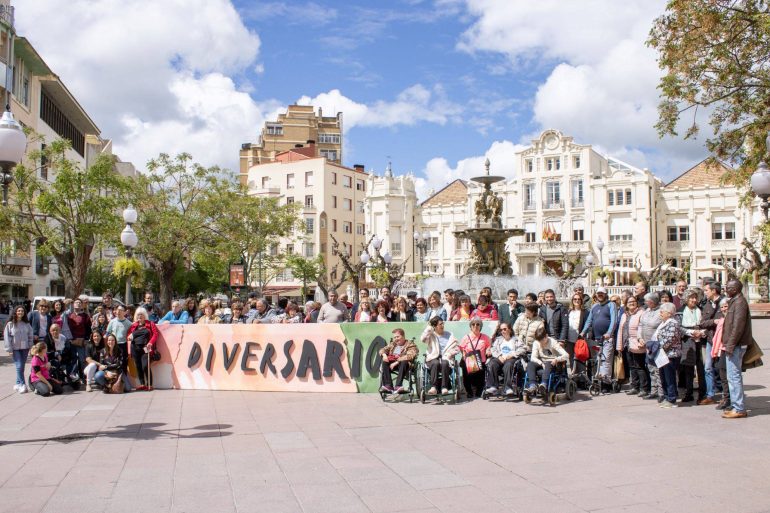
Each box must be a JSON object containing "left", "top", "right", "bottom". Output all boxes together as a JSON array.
[
  {"left": 13, "top": 384, "right": 20, "bottom": 392},
  {"left": 18, "top": 384, "right": 28, "bottom": 394},
  {"left": 485, "top": 387, "right": 498, "bottom": 395},
  {"left": 505, "top": 388, "right": 514, "bottom": 396}
]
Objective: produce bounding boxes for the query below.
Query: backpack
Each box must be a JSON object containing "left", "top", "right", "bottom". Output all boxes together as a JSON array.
[{"left": 574, "top": 337, "right": 590, "bottom": 363}]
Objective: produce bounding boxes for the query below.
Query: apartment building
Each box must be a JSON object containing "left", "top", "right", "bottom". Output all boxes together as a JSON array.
[
  {"left": 239, "top": 104, "right": 343, "bottom": 186},
  {"left": 246, "top": 144, "right": 367, "bottom": 297}
]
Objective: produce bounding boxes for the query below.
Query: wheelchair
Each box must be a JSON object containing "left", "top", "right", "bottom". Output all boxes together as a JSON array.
[
  {"left": 522, "top": 360, "right": 577, "bottom": 405},
  {"left": 378, "top": 359, "right": 420, "bottom": 403},
  {"left": 588, "top": 341, "right": 622, "bottom": 396},
  {"left": 418, "top": 356, "right": 463, "bottom": 404},
  {"left": 47, "top": 350, "right": 82, "bottom": 391},
  {"left": 481, "top": 357, "right": 526, "bottom": 401}
]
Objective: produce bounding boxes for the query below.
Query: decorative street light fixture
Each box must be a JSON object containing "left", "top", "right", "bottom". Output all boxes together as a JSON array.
[
  {"left": 413, "top": 231, "right": 430, "bottom": 274},
  {"left": 360, "top": 233, "right": 395, "bottom": 288},
  {"left": 120, "top": 205, "right": 138, "bottom": 305},
  {"left": 0, "top": 9, "right": 27, "bottom": 207},
  {"left": 750, "top": 133, "right": 770, "bottom": 303}
]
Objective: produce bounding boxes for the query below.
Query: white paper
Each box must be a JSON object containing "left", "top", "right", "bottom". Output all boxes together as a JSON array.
[{"left": 654, "top": 349, "right": 670, "bottom": 368}]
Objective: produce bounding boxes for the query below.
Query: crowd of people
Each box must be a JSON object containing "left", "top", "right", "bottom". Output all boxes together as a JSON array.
[{"left": 2, "top": 279, "right": 760, "bottom": 419}]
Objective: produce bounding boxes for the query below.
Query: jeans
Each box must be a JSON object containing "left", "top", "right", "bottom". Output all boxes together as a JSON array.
[
  {"left": 72, "top": 345, "right": 86, "bottom": 376},
  {"left": 526, "top": 360, "right": 554, "bottom": 389},
  {"left": 84, "top": 362, "right": 99, "bottom": 384},
  {"left": 694, "top": 341, "right": 706, "bottom": 399},
  {"left": 95, "top": 370, "right": 130, "bottom": 392},
  {"left": 12, "top": 348, "right": 30, "bottom": 386},
  {"left": 31, "top": 380, "right": 63, "bottom": 396},
  {"left": 659, "top": 357, "right": 681, "bottom": 403},
  {"left": 628, "top": 352, "right": 649, "bottom": 393},
  {"left": 703, "top": 342, "right": 715, "bottom": 399},
  {"left": 725, "top": 346, "right": 746, "bottom": 413}
]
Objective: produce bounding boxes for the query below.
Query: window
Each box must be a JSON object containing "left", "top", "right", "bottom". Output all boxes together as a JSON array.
[
  {"left": 332, "top": 196, "right": 337, "bottom": 208},
  {"left": 572, "top": 220, "right": 584, "bottom": 241},
  {"left": 286, "top": 244, "right": 294, "bottom": 255},
  {"left": 526, "top": 159, "right": 533, "bottom": 173},
  {"left": 320, "top": 149, "right": 338, "bottom": 161},
  {"left": 712, "top": 222, "right": 736, "bottom": 240},
  {"left": 305, "top": 218, "right": 314, "bottom": 234},
  {"left": 261, "top": 176, "right": 270, "bottom": 188},
  {"left": 343, "top": 175, "right": 352, "bottom": 188},
  {"left": 526, "top": 263, "right": 536, "bottom": 275},
  {"left": 305, "top": 171, "right": 314, "bottom": 186},
  {"left": 304, "top": 195, "right": 314, "bottom": 208},
  {"left": 571, "top": 179, "right": 583, "bottom": 207},
  {"left": 524, "top": 183, "right": 536, "bottom": 209},
  {"left": 356, "top": 179, "right": 365, "bottom": 191},
  {"left": 286, "top": 197, "right": 294, "bottom": 205},
  {"left": 609, "top": 216, "right": 633, "bottom": 241},
  {"left": 356, "top": 201, "right": 364, "bottom": 213},
  {"left": 318, "top": 133, "right": 340, "bottom": 144},
  {"left": 543, "top": 221, "right": 562, "bottom": 241},
  {"left": 667, "top": 226, "right": 689, "bottom": 242},
  {"left": 426, "top": 237, "right": 439, "bottom": 251},
  {"left": 391, "top": 242, "right": 401, "bottom": 256},
  {"left": 343, "top": 198, "right": 352, "bottom": 211},
  {"left": 625, "top": 189, "right": 632, "bottom": 205},
  {"left": 615, "top": 189, "right": 624, "bottom": 205},
  {"left": 269, "top": 244, "right": 278, "bottom": 256},
  {"left": 524, "top": 222, "right": 536, "bottom": 243},
  {"left": 455, "top": 264, "right": 463, "bottom": 275},
  {"left": 573, "top": 155, "right": 581, "bottom": 168},
  {"left": 546, "top": 157, "right": 560, "bottom": 171},
  {"left": 304, "top": 243, "right": 315, "bottom": 257},
  {"left": 356, "top": 224, "right": 364, "bottom": 235},
  {"left": 266, "top": 123, "right": 283, "bottom": 135},
  {"left": 546, "top": 181, "right": 561, "bottom": 207},
  {"left": 609, "top": 234, "right": 633, "bottom": 241},
  {"left": 712, "top": 256, "right": 738, "bottom": 268},
  {"left": 455, "top": 238, "right": 468, "bottom": 251},
  {"left": 608, "top": 190, "right": 614, "bottom": 206},
  {"left": 332, "top": 219, "right": 337, "bottom": 232},
  {"left": 332, "top": 172, "right": 337, "bottom": 185},
  {"left": 343, "top": 222, "right": 352, "bottom": 234},
  {"left": 286, "top": 173, "right": 295, "bottom": 188},
  {"left": 40, "top": 144, "right": 48, "bottom": 180}
]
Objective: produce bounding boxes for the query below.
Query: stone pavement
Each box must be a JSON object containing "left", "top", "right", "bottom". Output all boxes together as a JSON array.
[{"left": 1, "top": 333, "right": 769, "bottom": 513}]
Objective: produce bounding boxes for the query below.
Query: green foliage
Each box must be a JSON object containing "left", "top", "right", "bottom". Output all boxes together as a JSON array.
[
  {"left": 285, "top": 254, "right": 325, "bottom": 299},
  {"left": 648, "top": 0, "right": 770, "bottom": 191},
  {"left": 113, "top": 257, "right": 143, "bottom": 281},
  {"left": 85, "top": 259, "right": 121, "bottom": 296},
  {"left": 368, "top": 267, "right": 391, "bottom": 288}
]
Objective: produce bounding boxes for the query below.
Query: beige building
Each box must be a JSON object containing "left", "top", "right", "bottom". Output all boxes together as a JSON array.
[
  {"left": 239, "top": 104, "right": 343, "bottom": 186},
  {"left": 246, "top": 144, "right": 367, "bottom": 298}
]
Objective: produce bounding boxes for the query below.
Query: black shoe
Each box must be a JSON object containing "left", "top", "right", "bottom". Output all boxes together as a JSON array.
[
  {"left": 643, "top": 393, "right": 657, "bottom": 400},
  {"left": 681, "top": 395, "right": 694, "bottom": 403},
  {"left": 657, "top": 396, "right": 664, "bottom": 403},
  {"left": 626, "top": 388, "right": 640, "bottom": 395}
]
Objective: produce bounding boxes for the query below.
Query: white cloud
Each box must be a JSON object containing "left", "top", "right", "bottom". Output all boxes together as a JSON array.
[
  {"left": 415, "top": 140, "right": 526, "bottom": 200},
  {"left": 297, "top": 84, "right": 462, "bottom": 129}
]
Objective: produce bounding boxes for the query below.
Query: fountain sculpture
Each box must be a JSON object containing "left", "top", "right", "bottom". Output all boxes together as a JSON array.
[{"left": 454, "top": 159, "right": 524, "bottom": 275}]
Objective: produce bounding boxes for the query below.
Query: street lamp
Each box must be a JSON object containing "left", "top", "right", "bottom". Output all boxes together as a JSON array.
[
  {"left": 413, "top": 231, "right": 429, "bottom": 274},
  {"left": 360, "top": 233, "right": 394, "bottom": 288},
  {"left": 121, "top": 205, "right": 138, "bottom": 305},
  {"left": 0, "top": 11, "right": 27, "bottom": 207},
  {"left": 751, "top": 160, "right": 770, "bottom": 220}
]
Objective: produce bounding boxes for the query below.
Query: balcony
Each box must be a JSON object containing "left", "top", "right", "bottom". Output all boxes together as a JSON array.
[
  {"left": 250, "top": 186, "right": 281, "bottom": 197},
  {"left": 0, "top": 5, "right": 14, "bottom": 28},
  {"left": 542, "top": 199, "right": 565, "bottom": 210},
  {"left": 515, "top": 240, "right": 590, "bottom": 254},
  {"left": 523, "top": 202, "right": 537, "bottom": 211},
  {"left": 665, "top": 240, "right": 690, "bottom": 251},
  {"left": 571, "top": 199, "right": 584, "bottom": 208}
]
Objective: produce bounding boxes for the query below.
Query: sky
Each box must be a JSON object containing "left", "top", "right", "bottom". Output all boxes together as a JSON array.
[{"left": 16, "top": 0, "right": 710, "bottom": 199}]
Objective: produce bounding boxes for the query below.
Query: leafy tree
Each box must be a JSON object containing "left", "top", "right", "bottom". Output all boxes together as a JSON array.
[
  {"left": 648, "top": 0, "right": 770, "bottom": 188},
  {"left": 285, "top": 254, "right": 325, "bottom": 300},
  {"left": 0, "top": 138, "right": 132, "bottom": 297},
  {"left": 86, "top": 259, "right": 121, "bottom": 296}
]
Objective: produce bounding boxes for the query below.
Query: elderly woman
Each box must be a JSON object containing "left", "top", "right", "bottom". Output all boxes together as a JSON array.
[
  {"left": 459, "top": 319, "right": 492, "bottom": 398},
  {"left": 637, "top": 293, "right": 664, "bottom": 401},
  {"left": 413, "top": 298, "right": 431, "bottom": 322},
  {"left": 653, "top": 302, "right": 682, "bottom": 408},
  {"left": 513, "top": 303, "right": 545, "bottom": 352},
  {"left": 678, "top": 291, "right": 702, "bottom": 403},
  {"left": 617, "top": 296, "right": 647, "bottom": 397},
  {"left": 197, "top": 302, "right": 222, "bottom": 324},
  {"left": 127, "top": 307, "right": 159, "bottom": 391},
  {"left": 421, "top": 317, "right": 459, "bottom": 395},
  {"left": 378, "top": 328, "right": 418, "bottom": 394}
]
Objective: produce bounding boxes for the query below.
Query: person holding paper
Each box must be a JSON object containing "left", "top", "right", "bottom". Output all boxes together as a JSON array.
[{"left": 654, "top": 302, "right": 682, "bottom": 409}]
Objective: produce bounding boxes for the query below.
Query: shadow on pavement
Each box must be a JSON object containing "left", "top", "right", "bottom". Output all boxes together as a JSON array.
[
  {"left": 746, "top": 395, "right": 770, "bottom": 416},
  {"left": 0, "top": 423, "right": 233, "bottom": 446}
]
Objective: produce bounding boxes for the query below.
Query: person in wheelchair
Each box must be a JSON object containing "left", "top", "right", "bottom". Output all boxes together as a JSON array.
[
  {"left": 524, "top": 326, "right": 569, "bottom": 402},
  {"left": 379, "top": 328, "right": 418, "bottom": 394},
  {"left": 421, "top": 316, "right": 459, "bottom": 395},
  {"left": 485, "top": 321, "right": 526, "bottom": 397}
]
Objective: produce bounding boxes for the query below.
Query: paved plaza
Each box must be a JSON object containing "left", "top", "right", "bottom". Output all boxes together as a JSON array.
[{"left": 1, "top": 328, "right": 769, "bottom": 513}]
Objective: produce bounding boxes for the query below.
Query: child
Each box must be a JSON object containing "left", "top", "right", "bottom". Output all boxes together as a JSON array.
[{"left": 29, "top": 342, "right": 63, "bottom": 396}]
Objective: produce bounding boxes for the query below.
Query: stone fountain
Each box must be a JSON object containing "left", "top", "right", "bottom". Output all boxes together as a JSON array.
[{"left": 454, "top": 158, "right": 524, "bottom": 275}]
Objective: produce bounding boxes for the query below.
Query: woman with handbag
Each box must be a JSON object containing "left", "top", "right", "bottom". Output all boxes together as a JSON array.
[
  {"left": 564, "top": 292, "right": 589, "bottom": 374},
  {"left": 678, "top": 292, "right": 702, "bottom": 403},
  {"left": 421, "top": 316, "right": 459, "bottom": 395},
  {"left": 127, "top": 307, "right": 159, "bottom": 391},
  {"left": 617, "top": 296, "right": 647, "bottom": 397},
  {"left": 94, "top": 334, "right": 128, "bottom": 393},
  {"left": 459, "top": 319, "right": 492, "bottom": 398}
]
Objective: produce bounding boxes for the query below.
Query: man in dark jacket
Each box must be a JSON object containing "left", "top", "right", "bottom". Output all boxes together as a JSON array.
[
  {"left": 696, "top": 281, "right": 722, "bottom": 405},
  {"left": 538, "top": 289, "right": 567, "bottom": 342},
  {"left": 499, "top": 288, "right": 525, "bottom": 326},
  {"left": 720, "top": 280, "right": 750, "bottom": 418}
]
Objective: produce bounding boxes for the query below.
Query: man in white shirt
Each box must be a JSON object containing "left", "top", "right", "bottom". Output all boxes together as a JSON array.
[{"left": 318, "top": 290, "right": 349, "bottom": 323}]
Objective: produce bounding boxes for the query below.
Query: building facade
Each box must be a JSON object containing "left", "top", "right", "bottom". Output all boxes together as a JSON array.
[{"left": 239, "top": 105, "right": 343, "bottom": 186}]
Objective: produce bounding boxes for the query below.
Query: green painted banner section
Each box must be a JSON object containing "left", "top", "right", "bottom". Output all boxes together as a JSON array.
[{"left": 340, "top": 321, "right": 498, "bottom": 393}]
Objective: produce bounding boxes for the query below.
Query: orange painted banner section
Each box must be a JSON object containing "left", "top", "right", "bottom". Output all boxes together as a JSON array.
[{"left": 152, "top": 324, "right": 356, "bottom": 393}]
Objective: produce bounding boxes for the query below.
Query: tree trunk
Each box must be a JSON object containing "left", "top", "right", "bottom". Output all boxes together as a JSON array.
[{"left": 57, "top": 246, "right": 91, "bottom": 298}]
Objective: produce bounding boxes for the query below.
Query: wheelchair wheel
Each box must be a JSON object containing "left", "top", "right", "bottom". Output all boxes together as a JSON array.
[
  {"left": 566, "top": 380, "right": 577, "bottom": 401},
  {"left": 454, "top": 387, "right": 461, "bottom": 403},
  {"left": 419, "top": 389, "right": 426, "bottom": 404},
  {"left": 611, "top": 380, "right": 622, "bottom": 393},
  {"left": 589, "top": 383, "right": 601, "bottom": 396},
  {"left": 548, "top": 391, "right": 557, "bottom": 405}
]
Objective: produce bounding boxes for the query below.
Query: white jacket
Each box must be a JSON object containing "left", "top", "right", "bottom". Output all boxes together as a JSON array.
[
  {"left": 531, "top": 336, "right": 569, "bottom": 366},
  {"left": 421, "top": 326, "right": 458, "bottom": 362}
]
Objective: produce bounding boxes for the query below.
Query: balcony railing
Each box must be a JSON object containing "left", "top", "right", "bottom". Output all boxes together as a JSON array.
[
  {"left": 0, "top": 5, "right": 14, "bottom": 28},
  {"left": 523, "top": 202, "right": 536, "bottom": 211},
  {"left": 542, "top": 199, "right": 565, "bottom": 210},
  {"left": 516, "top": 240, "right": 590, "bottom": 253}
]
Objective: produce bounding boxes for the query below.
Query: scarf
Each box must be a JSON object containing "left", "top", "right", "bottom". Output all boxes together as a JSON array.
[{"left": 681, "top": 306, "right": 701, "bottom": 328}]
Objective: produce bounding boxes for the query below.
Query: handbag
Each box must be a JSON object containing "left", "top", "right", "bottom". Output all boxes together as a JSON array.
[
  {"left": 104, "top": 372, "right": 124, "bottom": 394},
  {"left": 149, "top": 346, "right": 161, "bottom": 362},
  {"left": 613, "top": 353, "right": 625, "bottom": 381},
  {"left": 680, "top": 338, "right": 696, "bottom": 366},
  {"left": 463, "top": 335, "right": 484, "bottom": 374}
]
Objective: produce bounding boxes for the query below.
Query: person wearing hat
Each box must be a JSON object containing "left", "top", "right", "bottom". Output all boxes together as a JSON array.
[{"left": 581, "top": 286, "right": 618, "bottom": 382}]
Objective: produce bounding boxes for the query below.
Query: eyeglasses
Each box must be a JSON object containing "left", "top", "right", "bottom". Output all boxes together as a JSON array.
[{"left": 471, "top": 323, "right": 482, "bottom": 327}]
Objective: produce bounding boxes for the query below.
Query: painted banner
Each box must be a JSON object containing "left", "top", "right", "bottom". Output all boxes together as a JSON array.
[{"left": 152, "top": 321, "right": 497, "bottom": 393}]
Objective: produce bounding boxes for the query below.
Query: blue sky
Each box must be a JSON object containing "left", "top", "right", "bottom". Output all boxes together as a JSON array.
[{"left": 17, "top": 0, "right": 708, "bottom": 197}]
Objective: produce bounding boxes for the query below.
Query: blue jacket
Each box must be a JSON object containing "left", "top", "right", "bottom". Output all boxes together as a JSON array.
[
  {"left": 583, "top": 300, "right": 617, "bottom": 340},
  {"left": 27, "top": 311, "right": 53, "bottom": 340},
  {"left": 159, "top": 310, "right": 190, "bottom": 324}
]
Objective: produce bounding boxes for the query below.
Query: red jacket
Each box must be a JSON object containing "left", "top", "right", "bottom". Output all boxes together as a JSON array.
[
  {"left": 471, "top": 305, "right": 499, "bottom": 321},
  {"left": 127, "top": 320, "right": 159, "bottom": 348}
]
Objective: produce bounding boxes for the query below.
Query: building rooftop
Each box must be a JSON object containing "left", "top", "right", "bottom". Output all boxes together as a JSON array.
[
  {"left": 421, "top": 179, "right": 467, "bottom": 206},
  {"left": 665, "top": 158, "right": 732, "bottom": 188}
]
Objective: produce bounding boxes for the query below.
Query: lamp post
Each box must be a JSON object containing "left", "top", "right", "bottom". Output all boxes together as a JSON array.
[
  {"left": 413, "top": 231, "right": 429, "bottom": 274},
  {"left": 750, "top": 141, "right": 770, "bottom": 302},
  {"left": 585, "top": 253, "right": 595, "bottom": 285},
  {"left": 607, "top": 251, "right": 617, "bottom": 285},
  {"left": 0, "top": 8, "right": 27, "bottom": 207},
  {"left": 120, "top": 205, "right": 138, "bottom": 305},
  {"left": 360, "top": 234, "right": 393, "bottom": 288}
]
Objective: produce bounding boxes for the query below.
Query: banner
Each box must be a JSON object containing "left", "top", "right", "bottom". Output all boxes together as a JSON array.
[{"left": 152, "top": 321, "right": 497, "bottom": 393}]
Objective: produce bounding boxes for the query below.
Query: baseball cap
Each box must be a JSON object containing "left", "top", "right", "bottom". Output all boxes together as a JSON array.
[{"left": 596, "top": 287, "right": 608, "bottom": 294}]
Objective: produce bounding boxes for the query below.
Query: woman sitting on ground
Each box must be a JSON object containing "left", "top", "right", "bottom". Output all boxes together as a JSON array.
[
  {"left": 29, "top": 342, "right": 63, "bottom": 396},
  {"left": 378, "top": 328, "right": 419, "bottom": 394},
  {"left": 512, "top": 303, "right": 545, "bottom": 353},
  {"left": 197, "top": 302, "right": 222, "bottom": 324},
  {"left": 94, "top": 333, "right": 128, "bottom": 393},
  {"left": 485, "top": 321, "right": 526, "bottom": 397},
  {"left": 83, "top": 331, "right": 106, "bottom": 392},
  {"left": 524, "top": 326, "right": 569, "bottom": 403},
  {"left": 421, "top": 316, "right": 459, "bottom": 395}
]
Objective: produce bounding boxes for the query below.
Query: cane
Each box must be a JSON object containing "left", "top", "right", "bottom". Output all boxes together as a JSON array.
[{"left": 147, "top": 348, "right": 153, "bottom": 391}]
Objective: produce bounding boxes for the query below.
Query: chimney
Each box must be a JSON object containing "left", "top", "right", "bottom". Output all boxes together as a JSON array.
[
  {"left": 353, "top": 164, "right": 365, "bottom": 173},
  {"left": 306, "top": 139, "right": 315, "bottom": 146}
]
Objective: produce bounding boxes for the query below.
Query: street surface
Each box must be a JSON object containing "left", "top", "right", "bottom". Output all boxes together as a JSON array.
[{"left": 1, "top": 322, "right": 769, "bottom": 513}]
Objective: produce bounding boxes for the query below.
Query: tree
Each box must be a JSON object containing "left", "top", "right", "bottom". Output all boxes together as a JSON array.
[
  {"left": 648, "top": 0, "right": 770, "bottom": 188},
  {"left": 285, "top": 254, "right": 325, "bottom": 300},
  {"left": 0, "top": 138, "right": 132, "bottom": 297},
  {"left": 86, "top": 259, "right": 121, "bottom": 296}
]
